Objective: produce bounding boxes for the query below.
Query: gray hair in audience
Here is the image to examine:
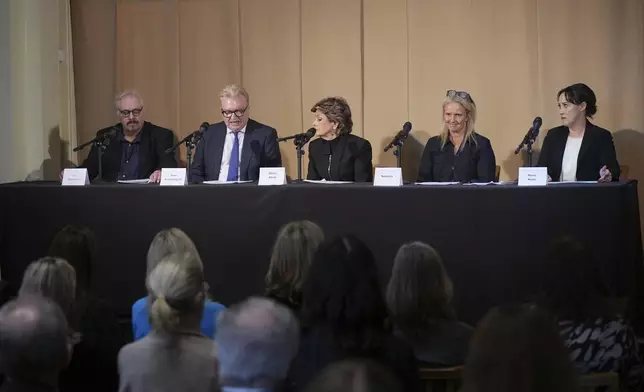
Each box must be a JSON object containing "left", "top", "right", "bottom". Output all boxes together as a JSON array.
[
  {"left": 215, "top": 297, "right": 299, "bottom": 386},
  {"left": 304, "top": 359, "right": 403, "bottom": 392},
  {"left": 0, "top": 295, "right": 70, "bottom": 380},
  {"left": 146, "top": 228, "right": 202, "bottom": 275},
  {"left": 147, "top": 252, "right": 206, "bottom": 333},
  {"left": 19, "top": 257, "right": 76, "bottom": 320}
]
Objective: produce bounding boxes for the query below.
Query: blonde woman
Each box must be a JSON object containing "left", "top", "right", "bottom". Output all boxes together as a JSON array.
[
  {"left": 118, "top": 253, "right": 218, "bottom": 392},
  {"left": 265, "top": 221, "right": 324, "bottom": 313},
  {"left": 132, "top": 228, "right": 225, "bottom": 340},
  {"left": 417, "top": 90, "right": 496, "bottom": 182}
]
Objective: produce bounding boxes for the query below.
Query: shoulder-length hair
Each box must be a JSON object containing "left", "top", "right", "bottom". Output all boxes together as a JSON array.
[
  {"left": 147, "top": 228, "right": 202, "bottom": 275},
  {"left": 311, "top": 97, "right": 353, "bottom": 135},
  {"left": 386, "top": 242, "right": 455, "bottom": 341},
  {"left": 439, "top": 96, "right": 478, "bottom": 151},
  {"left": 47, "top": 225, "right": 96, "bottom": 295},
  {"left": 19, "top": 257, "right": 76, "bottom": 321},
  {"left": 265, "top": 221, "right": 324, "bottom": 305}
]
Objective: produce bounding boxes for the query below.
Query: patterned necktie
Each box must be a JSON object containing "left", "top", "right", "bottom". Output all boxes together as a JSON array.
[{"left": 226, "top": 131, "right": 240, "bottom": 181}]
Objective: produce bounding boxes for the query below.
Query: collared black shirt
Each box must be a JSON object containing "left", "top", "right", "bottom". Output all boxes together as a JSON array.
[
  {"left": 117, "top": 131, "right": 141, "bottom": 180},
  {"left": 417, "top": 133, "right": 496, "bottom": 183}
]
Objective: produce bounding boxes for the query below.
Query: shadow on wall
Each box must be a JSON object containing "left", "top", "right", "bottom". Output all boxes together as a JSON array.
[
  {"left": 613, "top": 129, "right": 644, "bottom": 182},
  {"left": 376, "top": 132, "right": 429, "bottom": 182},
  {"left": 26, "top": 126, "right": 76, "bottom": 181}
]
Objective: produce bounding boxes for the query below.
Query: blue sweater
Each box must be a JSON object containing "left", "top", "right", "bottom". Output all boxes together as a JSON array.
[{"left": 131, "top": 297, "right": 226, "bottom": 340}]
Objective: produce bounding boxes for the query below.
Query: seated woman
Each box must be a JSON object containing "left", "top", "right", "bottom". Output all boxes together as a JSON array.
[
  {"left": 538, "top": 237, "right": 643, "bottom": 391},
  {"left": 537, "top": 83, "right": 620, "bottom": 182},
  {"left": 386, "top": 241, "right": 473, "bottom": 366},
  {"left": 417, "top": 90, "right": 496, "bottom": 182},
  {"left": 131, "top": 228, "right": 225, "bottom": 340},
  {"left": 265, "top": 220, "right": 324, "bottom": 315},
  {"left": 307, "top": 97, "right": 373, "bottom": 182},
  {"left": 118, "top": 253, "right": 218, "bottom": 392},
  {"left": 287, "top": 235, "right": 419, "bottom": 392}
]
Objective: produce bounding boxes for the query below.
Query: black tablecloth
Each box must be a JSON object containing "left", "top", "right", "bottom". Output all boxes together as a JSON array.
[{"left": 0, "top": 181, "right": 641, "bottom": 325}]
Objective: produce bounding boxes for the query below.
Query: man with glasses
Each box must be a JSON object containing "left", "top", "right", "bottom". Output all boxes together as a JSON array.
[
  {"left": 191, "top": 84, "right": 282, "bottom": 183},
  {"left": 76, "top": 90, "right": 177, "bottom": 182}
]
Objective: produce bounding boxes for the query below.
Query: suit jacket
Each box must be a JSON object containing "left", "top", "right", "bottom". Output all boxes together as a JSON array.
[
  {"left": 537, "top": 122, "right": 620, "bottom": 181},
  {"left": 79, "top": 122, "right": 177, "bottom": 182},
  {"left": 307, "top": 134, "right": 373, "bottom": 182},
  {"left": 191, "top": 119, "right": 282, "bottom": 183}
]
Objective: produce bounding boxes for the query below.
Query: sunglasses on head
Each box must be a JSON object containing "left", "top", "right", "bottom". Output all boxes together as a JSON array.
[{"left": 446, "top": 90, "right": 474, "bottom": 103}]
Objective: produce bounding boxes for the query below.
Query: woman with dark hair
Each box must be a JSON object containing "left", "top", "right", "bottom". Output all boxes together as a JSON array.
[
  {"left": 462, "top": 304, "right": 577, "bottom": 392},
  {"left": 538, "top": 237, "right": 643, "bottom": 391},
  {"left": 265, "top": 220, "right": 324, "bottom": 314},
  {"left": 47, "top": 225, "right": 125, "bottom": 392},
  {"left": 386, "top": 241, "right": 473, "bottom": 366},
  {"left": 537, "top": 83, "right": 620, "bottom": 182},
  {"left": 287, "top": 235, "right": 418, "bottom": 391},
  {"left": 307, "top": 97, "right": 373, "bottom": 182}
]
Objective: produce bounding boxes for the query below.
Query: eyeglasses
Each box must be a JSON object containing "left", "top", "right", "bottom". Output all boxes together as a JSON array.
[
  {"left": 446, "top": 90, "right": 474, "bottom": 103},
  {"left": 118, "top": 108, "right": 143, "bottom": 117},
  {"left": 221, "top": 107, "right": 248, "bottom": 118}
]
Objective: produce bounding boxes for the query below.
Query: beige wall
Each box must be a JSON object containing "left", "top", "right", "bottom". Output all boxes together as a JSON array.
[{"left": 72, "top": 0, "right": 644, "bottom": 186}]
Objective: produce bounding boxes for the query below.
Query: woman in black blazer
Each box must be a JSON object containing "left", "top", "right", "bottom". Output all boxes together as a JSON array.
[
  {"left": 307, "top": 97, "right": 373, "bottom": 182},
  {"left": 537, "top": 83, "right": 620, "bottom": 182}
]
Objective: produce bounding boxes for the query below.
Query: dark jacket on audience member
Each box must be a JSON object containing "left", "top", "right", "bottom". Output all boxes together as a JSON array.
[
  {"left": 417, "top": 133, "right": 496, "bottom": 183},
  {"left": 536, "top": 122, "right": 620, "bottom": 181},
  {"left": 79, "top": 122, "right": 177, "bottom": 182},
  {"left": 307, "top": 134, "right": 373, "bottom": 182},
  {"left": 394, "top": 320, "right": 474, "bottom": 367}
]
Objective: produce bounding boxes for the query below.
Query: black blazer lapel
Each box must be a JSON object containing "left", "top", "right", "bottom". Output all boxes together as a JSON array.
[
  {"left": 550, "top": 128, "right": 568, "bottom": 180},
  {"left": 576, "top": 121, "right": 595, "bottom": 165},
  {"left": 210, "top": 123, "right": 227, "bottom": 178},
  {"left": 138, "top": 123, "right": 151, "bottom": 177},
  {"left": 239, "top": 119, "right": 257, "bottom": 180},
  {"left": 330, "top": 135, "right": 349, "bottom": 181}
]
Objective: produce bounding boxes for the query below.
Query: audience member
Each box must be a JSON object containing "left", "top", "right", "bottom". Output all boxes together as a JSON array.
[
  {"left": 118, "top": 252, "right": 218, "bottom": 392},
  {"left": 216, "top": 297, "right": 299, "bottom": 392},
  {"left": 48, "top": 225, "right": 125, "bottom": 392},
  {"left": 131, "top": 228, "right": 225, "bottom": 340},
  {"left": 288, "top": 235, "right": 419, "bottom": 392},
  {"left": 461, "top": 304, "right": 577, "bottom": 392},
  {"left": 303, "top": 359, "right": 403, "bottom": 392},
  {"left": 265, "top": 221, "right": 324, "bottom": 314},
  {"left": 538, "top": 236, "right": 644, "bottom": 391},
  {"left": 386, "top": 241, "right": 473, "bottom": 366},
  {"left": 0, "top": 296, "right": 70, "bottom": 392}
]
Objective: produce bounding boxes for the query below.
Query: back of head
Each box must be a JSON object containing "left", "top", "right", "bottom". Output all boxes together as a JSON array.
[
  {"left": 386, "top": 241, "right": 455, "bottom": 341},
  {"left": 266, "top": 220, "right": 324, "bottom": 304},
  {"left": 301, "top": 235, "right": 387, "bottom": 351},
  {"left": 0, "top": 296, "right": 70, "bottom": 381},
  {"left": 462, "top": 304, "right": 576, "bottom": 392},
  {"left": 146, "top": 228, "right": 202, "bottom": 275},
  {"left": 47, "top": 225, "right": 95, "bottom": 294},
  {"left": 147, "top": 252, "right": 206, "bottom": 333},
  {"left": 19, "top": 257, "right": 76, "bottom": 321},
  {"left": 304, "top": 359, "right": 403, "bottom": 392},
  {"left": 216, "top": 297, "right": 299, "bottom": 387}
]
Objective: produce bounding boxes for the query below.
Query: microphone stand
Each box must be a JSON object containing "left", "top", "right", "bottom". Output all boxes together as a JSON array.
[
  {"left": 166, "top": 131, "right": 202, "bottom": 184},
  {"left": 514, "top": 128, "right": 537, "bottom": 167},
  {"left": 73, "top": 131, "right": 115, "bottom": 182},
  {"left": 277, "top": 134, "right": 308, "bottom": 181}
]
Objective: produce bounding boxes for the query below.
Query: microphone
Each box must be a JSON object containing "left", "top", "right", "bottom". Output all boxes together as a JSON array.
[
  {"left": 276, "top": 128, "right": 316, "bottom": 145},
  {"left": 165, "top": 122, "right": 209, "bottom": 154},
  {"left": 384, "top": 122, "right": 412, "bottom": 152},
  {"left": 73, "top": 126, "right": 119, "bottom": 152},
  {"left": 514, "top": 117, "right": 543, "bottom": 154}
]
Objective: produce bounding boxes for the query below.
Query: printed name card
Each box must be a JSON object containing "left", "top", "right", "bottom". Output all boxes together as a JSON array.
[
  {"left": 61, "top": 168, "right": 90, "bottom": 186},
  {"left": 518, "top": 167, "right": 547, "bottom": 186},
  {"left": 160, "top": 168, "right": 187, "bottom": 186},
  {"left": 258, "top": 167, "right": 287, "bottom": 186},
  {"left": 373, "top": 167, "right": 403, "bottom": 187}
]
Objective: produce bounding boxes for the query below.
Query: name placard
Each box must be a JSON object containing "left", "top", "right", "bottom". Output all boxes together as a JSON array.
[
  {"left": 518, "top": 167, "right": 547, "bottom": 186},
  {"left": 160, "top": 168, "right": 187, "bottom": 186},
  {"left": 61, "top": 168, "right": 90, "bottom": 186},
  {"left": 258, "top": 167, "right": 287, "bottom": 186},
  {"left": 373, "top": 167, "right": 403, "bottom": 187}
]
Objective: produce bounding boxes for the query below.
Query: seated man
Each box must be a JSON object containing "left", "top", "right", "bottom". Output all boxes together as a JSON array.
[
  {"left": 191, "top": 85, "right": 282, "bottom": 182},
  {"left": 77, "top": 90, "right": 177, "bottom": 182}
]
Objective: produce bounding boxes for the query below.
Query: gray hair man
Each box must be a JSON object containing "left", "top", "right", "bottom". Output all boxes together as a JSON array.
[
  {"left": 215, "top": 297, "right": 299, "bottom": 392},
  {"left": 0, "top": 295, "right": 70, "bottom": 391}
]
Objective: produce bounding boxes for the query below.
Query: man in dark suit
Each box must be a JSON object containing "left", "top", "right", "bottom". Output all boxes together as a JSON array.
[
  {"left": 77, "top": 91, "right": 177, "bottom": 182},
  {"left": 191, "top": 85, "right": 282, "bottom": 183}
]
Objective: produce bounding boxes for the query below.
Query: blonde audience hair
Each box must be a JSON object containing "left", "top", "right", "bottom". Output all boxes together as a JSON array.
[
  {"left": 220, "top": 84, "right": 250, "bottom": 105},
  {"left": 146, "top": 228, "right": 202, "bottom": 275},
  {"left": 114, "top": 89, "right": 144, "bottom": 111},
  {"left": 19, "top": 257, "right": 77, "bottom": 320},
  {"left": 147, "top": 252, "right": 206, "bottom": 333},
  {"left": 439, "top": 95, "right": 478, "bottom": 151},
  {"left": 265, "top": 221, "right": 324, "bottom": 300}
]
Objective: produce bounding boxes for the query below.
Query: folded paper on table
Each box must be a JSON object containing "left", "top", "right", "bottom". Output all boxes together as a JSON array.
[
  {"left": 202, "top": 180, "right": 253, "bottom": 185},
  {"left": 415, "top": 182, "right": 460, "bottom": 186},
  {"left": 117, "top": 179, "right": 150, "bottom": 184},
  {"left": 303, "top": 180, "right": 354, "bottom": 184}
]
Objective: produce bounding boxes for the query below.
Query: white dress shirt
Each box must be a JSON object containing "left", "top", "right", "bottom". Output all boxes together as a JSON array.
[
  {"left": 218, "top": 126, "right": 246, "bottom": 181},
  {"left": 560, "top": 135, "right": 583, "bottom": 181}
]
